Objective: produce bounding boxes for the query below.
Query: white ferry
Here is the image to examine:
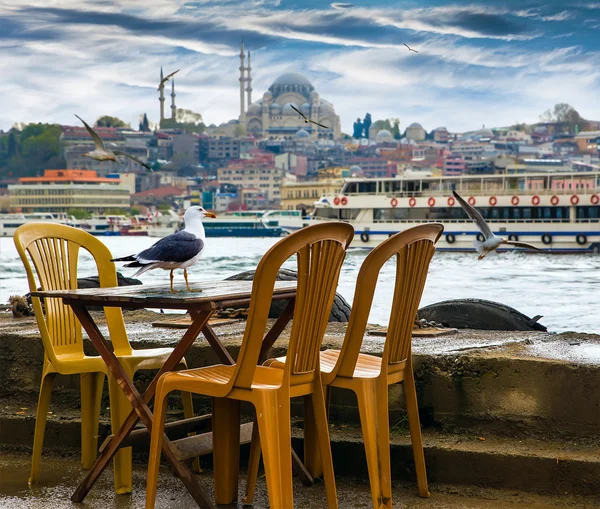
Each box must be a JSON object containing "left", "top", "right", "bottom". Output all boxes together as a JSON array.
[
  {"left": 0, "top": 212, "right": 72, "bottom": 237},
  {"left": 274, "top": 172, "right": 600, "bottom": 253}
]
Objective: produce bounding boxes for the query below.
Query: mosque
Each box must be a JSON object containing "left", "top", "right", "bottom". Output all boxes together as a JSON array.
[{"left": 237, "top": 42, "right": 341, "bottom": 140}]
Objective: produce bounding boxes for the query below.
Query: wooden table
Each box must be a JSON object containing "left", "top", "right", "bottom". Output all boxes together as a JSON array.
[{"left": 31, "top": 280, "right": 304, "bottom": 509}]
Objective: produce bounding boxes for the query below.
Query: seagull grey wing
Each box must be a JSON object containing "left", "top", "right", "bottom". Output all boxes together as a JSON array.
[
  {"left": 290, "top": 104, "right": 308, "bottom": 120},
  {"left": 113, "top": 150, "right": 153, "bottom": 172},
  {"left": 504, "top": 241, "right": 541, "bottom": 251},
  {"left": 311, "top": 120, "right": 329, "bottom": 129},
  {"left": 453, "top": 191, "right": 493, "bottom": 239},
  {"left": 137, "top": 231, "right": 203, "bottom": 263},
  {"left": 75, "top": 114, "right": 105, "bottom": 151}
]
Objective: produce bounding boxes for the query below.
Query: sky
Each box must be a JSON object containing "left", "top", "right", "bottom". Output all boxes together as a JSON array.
[{"left": 1, "top": 0, "right": 599, "bottom": 134}]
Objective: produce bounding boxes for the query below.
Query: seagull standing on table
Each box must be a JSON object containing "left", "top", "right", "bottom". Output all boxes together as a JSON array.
[
  {"left": 453, "top": 190, "right": 540, "bottom": 260},
  {"left": 111, "top": 206, "right": 216, "bottom": 293}
]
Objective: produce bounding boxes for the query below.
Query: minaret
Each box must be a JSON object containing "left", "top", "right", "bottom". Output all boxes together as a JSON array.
[
  {"left": 159, "top": 67, "right": 165, "bottom": 123},
  {"left": 239, "top": 40, "right": 246, "bottom": 124},
  {"left": 246, "top": 51, "right": 253, "bottom": 107},
  {"left": 170, "top": 79, "right": 176, "bottom": 120}
]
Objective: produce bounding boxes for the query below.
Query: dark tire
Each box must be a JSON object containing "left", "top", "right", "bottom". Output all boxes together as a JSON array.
[
  {"left": 445, "top": 233, "right": 455, "bottom": 244},
  {"left": 225, "top": 269, "right": 352, "bottom": 322},
  {"left": 476, "top": 233, "right": 485, "bottom": 242},
  {"left": 360, "top": 232, "right": 370, "bottom": 243},
  {"left": 576, "top": 234, "right": 587, "bottom": 245},
  {"left": 541, "top": 234, "right": 552, "bottom": 245},
  {"left": 508, "top": 234, "right": 519, "bottom": 241}
]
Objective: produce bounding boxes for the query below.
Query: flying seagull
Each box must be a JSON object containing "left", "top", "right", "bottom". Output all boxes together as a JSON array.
[
  {"left": 290, "top": 104, "right": 329, "bottom": 129},
  {"left": 74, "top": 115, "right": 153, "bottom": 171},
  {"left": 111, "top": 206, "right": 216, "bottom": 293},
  {"left": 157, "top": 69, "right": 180, "bottom": 91},
  {"left": 331, "top": 2, "right": 353, "bottom": 8},
  {"left": 404, "top": 43, "right": 418, "bottom": 53},
  {"left": 453, "top": 190, "right": 540, "bottom": 260}
]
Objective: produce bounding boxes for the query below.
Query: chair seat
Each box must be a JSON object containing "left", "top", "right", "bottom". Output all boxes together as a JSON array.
[{"left": 270, "top": 349, "right": 383, "bottom": 379}]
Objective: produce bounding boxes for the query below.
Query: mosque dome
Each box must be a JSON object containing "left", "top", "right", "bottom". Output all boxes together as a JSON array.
[
  {"left": 282, "top": 103, "right": 298, "bottom": 115},
  {"left": 349, "top": 165, "right": 362, "bottom": 174},
  {"left": 301, "top": 102, "right": 310, "bottom": 114},
  {"left": 408, "top": 122, "right": 423, "bottom": 128},
  {"left": 375, "top": 129, "right": 394, "bottom": 143},
  {"left": 476, "top": 128, "right": 494, "bottom": 138},
  {"left": 270, "top": 103, "right": 281, "bottom": 111},
  {"left": 294, "top": 129, "right": 311, "bottom": 139},
  {"left": 271, "top": 72, "right": 313, "bottom": 87},
  {"left": 247, "top": 102, "right": 261, "bottom": 114}
]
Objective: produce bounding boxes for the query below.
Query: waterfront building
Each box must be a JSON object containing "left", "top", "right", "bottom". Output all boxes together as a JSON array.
[
  {"left": 8, "top": 169, "right": 130, "bottom": 213},
  {"left": 405, "top": 122, "right": 427, "bottom": 142},
  {"left": 217, "top": 164, "right": 284, "bottom": 208},
  {"left": 280, "top": 175, "right": 344, "bottom": 211}
]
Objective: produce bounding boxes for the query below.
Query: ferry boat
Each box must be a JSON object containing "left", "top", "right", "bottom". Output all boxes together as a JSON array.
[
  {"left": 71, "top": 215, "right": 130, "bottom": 236},
  {"left": 274, "top": 171, "right": 600, "bottom": 253},
  {"left": 202, "top": 210, "right": 285, "bottom": 237},
  {"left": 0, "top": 212, "right": 72, "bottom": 237}
]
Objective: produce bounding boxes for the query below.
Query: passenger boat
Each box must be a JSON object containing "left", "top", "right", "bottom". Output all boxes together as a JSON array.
[
  {"left": 0, "top": 212, "right": 72, "bottom": 237},
  {"left": 202, "top": 211, "right": 286, "bottom": 237},
  {"left": 71, "top": 215, "right": 130, "bottom": 236},
  {"left": 274, "top": 171, "right": 600, "bottom": 253}
]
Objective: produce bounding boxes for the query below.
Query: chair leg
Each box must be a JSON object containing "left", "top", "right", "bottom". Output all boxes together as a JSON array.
[
  {"left": 80, "top": 372, "right": 105, "bottom": 470},
  {"left": 212, "top": 398, "right": 241, "bottom": 505},
  {"left": 303, "top": 394, "right": 323, "bottom": 478},
  {"left": 107, "top": 371, "right": 134, "bottom": 495},
  {"left": 145, "top": 384, "right": 170, "bottom": 509},
  {"left": 254, "top": 391, "right": 293, "bottom": 509},
  {"left": 404, "top": 364, "right": 430, "bottom": 498},
  {"left": 311, "top": 384, "right": 338, "bottom": 509},
  {"left": 29, "top": 372, "right": 55, "bottom": 485},
  {"left": 243, "top": 415, "right": 261, "bottom": 504},
  {"left": 375, "top": 383, "right": 392, "bottom": 509},
  {"left": 356, "top": 380, "right": 383, "bottom": 509}
]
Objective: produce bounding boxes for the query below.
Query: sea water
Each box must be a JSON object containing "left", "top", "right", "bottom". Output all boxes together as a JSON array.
[{"left": 1, "top": 237, "right": 599, "bottom": 333}]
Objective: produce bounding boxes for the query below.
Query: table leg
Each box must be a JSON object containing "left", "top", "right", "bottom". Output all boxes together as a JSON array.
[
  {"left": 71, "top": 305, "right": 215, "bottom": 508},
  {"left": 259, "top": 297, "right": 296, "bottom": 363}
]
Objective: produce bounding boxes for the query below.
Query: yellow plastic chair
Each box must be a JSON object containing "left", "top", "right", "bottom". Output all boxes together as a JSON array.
[
  {"left": 14, "top": 223, "right": 196, "bottom": 494},
  {"left": 145, "top": 223, "right": 354, "bottom": 509},
  {"left": 247, "top": 223, "right": 443, "bottom": 509}
]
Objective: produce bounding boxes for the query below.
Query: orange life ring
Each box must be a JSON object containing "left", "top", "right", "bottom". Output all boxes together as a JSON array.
[
  {"left": 427, "top": 197, "right": 436, "bottom": 207},
  {"left": 550, "top": 195, "right": 559, "bottom": 206},
  {"left": 447, "top": 196, "right": 455, "bottom": 206},
  {"left": 391, "top": 197, "right": 398, "bottom": 207},
  {"left": 409, "top": 197, "right": 416, "bottom": 207},
  {"left": 468, "top": 196, "right": 476, "bottom": 206},
  {"left": 570, "top": 195, "right": 579, "bottom": 205},
  {"left": 489, "top": 196, "right": 497, "bottom": 206},
  {"left": 532, "top": 195, "right": 540, "bottom": 206},
  {"left": 333, "top": 197, "right": 340, "bottom": 205},
  {"left": 341, "top": 196, "right": 348, "bottom": 206},
  {"left": 591, "top": 194, "right": 599, "bottom": 205},
  {"left": 511, "top": 196, "right": 520, "bottom": 206}
]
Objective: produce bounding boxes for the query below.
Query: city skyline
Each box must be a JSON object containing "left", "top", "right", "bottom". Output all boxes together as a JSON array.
[{"left": 1, "top": 0, "right": 599, "bottom": 133}]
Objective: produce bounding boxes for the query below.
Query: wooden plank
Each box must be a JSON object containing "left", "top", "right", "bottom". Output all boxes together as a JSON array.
[
  {"left": 367, "top": 326, "right": 459, "bottom": 337},
  {"left": 32, "top": 280, "right": 297, "bottom": 308},
  {"left": 98, "top": 414, "right": 213, "bottom": 453},
  {"left": 152, "top": 317, "right": 242, "bottom": 329},
  {"left": 171, "top": 422, "right": 254, "bottom": 461}
]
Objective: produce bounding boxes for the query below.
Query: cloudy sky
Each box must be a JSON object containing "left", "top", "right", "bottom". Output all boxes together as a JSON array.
[{"left": 1, "top": 0, "right": 599, "bottom": 133}]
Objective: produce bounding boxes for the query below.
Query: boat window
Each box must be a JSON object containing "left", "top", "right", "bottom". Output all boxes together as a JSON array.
[
  {"left": 543, "top": 207, "right": 552, "bottom": 220},
  {"left": 342, "top": 182, "right": 358, "bottom": 194},
  {"left": 513, "top": 208, "right": 521, "bottom": 220},
  {"left": 576, "top": 206, "right": 600, "bottom": 220},
  {"left": 357, "top": 182, "right": 377, "bottom": 194},
  {"left": 313, "top": 208, "right": 339, "bottom": 219},
  {"left": 340, "top": 208, "right": 361, "bottom": 220}
]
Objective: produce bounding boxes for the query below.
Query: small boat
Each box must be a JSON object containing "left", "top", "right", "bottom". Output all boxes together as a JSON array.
[{"left": 202, "top": 211, "right": 285, "bottom": 237}]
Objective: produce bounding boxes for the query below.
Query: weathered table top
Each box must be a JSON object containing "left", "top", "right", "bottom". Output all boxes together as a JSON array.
[{"left": 30, "top": 280, "right": 297, "bottom": 309}]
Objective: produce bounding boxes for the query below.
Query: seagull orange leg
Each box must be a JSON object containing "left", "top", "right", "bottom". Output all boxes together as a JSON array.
[
  {"left": 169, "top": 270, "right": 177, "bottom": 293},
  {"left": 183, "top": 269, "right": 202, "bottom": 293}
]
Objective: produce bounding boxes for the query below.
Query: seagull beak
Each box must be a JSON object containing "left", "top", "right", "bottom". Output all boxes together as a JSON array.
[{"left": 203, "top": 212, "right": 216, "bottom": 219}]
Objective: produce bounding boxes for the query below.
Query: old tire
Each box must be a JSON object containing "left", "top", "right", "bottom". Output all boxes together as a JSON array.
[{"left": 225, "top": 269, "right": 352, "bottom": 322}]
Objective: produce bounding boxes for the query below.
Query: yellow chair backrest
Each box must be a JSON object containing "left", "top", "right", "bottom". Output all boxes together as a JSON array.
[
  {"left": 330, "top": 223, "right": 443, "bottom": 381},
  {"left": 13, "top": 223, "right": 131, "bottom": 367},
  {"left": 232, "top": 223, "right": 354, "bottom": 391}
]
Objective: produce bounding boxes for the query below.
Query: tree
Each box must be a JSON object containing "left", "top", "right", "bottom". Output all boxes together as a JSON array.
[
  {"left": 7, "top": 132, "right": 17, "bottom": 157},
  {"left": 176, "top": 109, "right": 203, "bottom": 125},
  {"left": 138, "top": 113, "right": 150, "bottom": 132},
  {"left": 95, "top": 116, "right": 129, "bottom": 128},
  {"left": 538, "top": 103, "right": 589, "bottom": 133},
  {"left": 233, "top": 124, "right": 246, "bottom": 138},
  {"left": 391, "top": 118, "right": 401, "bottom": 139}
]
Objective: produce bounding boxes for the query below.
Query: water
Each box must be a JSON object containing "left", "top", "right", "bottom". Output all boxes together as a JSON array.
[{"left": 1, "top": 237, "right": 599, "bottom": 333}]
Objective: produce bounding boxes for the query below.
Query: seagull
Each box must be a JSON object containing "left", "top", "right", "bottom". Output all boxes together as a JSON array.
[
  {"left": 331, "top": 2, "right": 353, "bottom": 8},
  {"left": 404, "top": 43, "right": 418, "bottom": 53},
  {"left": 157, "top": 69, "right": 180, "bottom": 91},
  {"left": 74, "top": 115, "right": 153, "bottom": 171},
  {"left": 290, "top": 105, "right": 329, "bottom": 129},
  {"left": 111, "top": 206, "right": 216, "bottom": 293},
  {"left": 452, "top": 190, "right": 540, "bottom": 260}
]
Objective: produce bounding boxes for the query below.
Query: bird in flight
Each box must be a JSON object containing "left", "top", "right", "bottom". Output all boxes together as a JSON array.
[
  {"left": 290, "top": 105, "right": 329, "bottom": 129},
  {"left": 75, "top": 115, "right": 153, "bottom": 171},
  {"left": 157, "top": 69, "right": 180, "bottom": 91},
  {"left": 453, "top": 190, "right": 540, "bottom": 260},
  {"left": 111, "top": 206, "right": 216, "bottom": 293},
  {"left": 331, "top": 2, "right": 353, "bottom": 8},
  {"left": 404, "top": 43, "right": 418, "bottom": 53}
]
